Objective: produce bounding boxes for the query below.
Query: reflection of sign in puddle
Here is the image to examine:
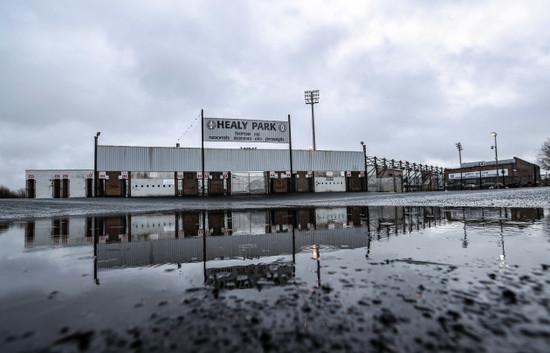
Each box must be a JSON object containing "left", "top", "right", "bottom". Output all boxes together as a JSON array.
[
  {"left": 300, "top": 245, "right": 340, "bottom": 252},
  {"left": 237, "top": 243, "right": 258, "bottom": 255},
  {"left": 206, "top": 262, "right": 294, "bottom": 290}
]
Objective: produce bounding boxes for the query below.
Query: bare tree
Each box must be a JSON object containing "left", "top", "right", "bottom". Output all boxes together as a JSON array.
[
  {"left": 0, "top": 185, "right": 25, "bottom": 198},
  {"left": 538, "top": 139, "right": 550, "bottom": 170}
]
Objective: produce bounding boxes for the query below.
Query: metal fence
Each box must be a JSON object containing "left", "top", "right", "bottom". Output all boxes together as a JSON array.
[{"left": 365, "top": 156, "right": 445, "bottom": 192}]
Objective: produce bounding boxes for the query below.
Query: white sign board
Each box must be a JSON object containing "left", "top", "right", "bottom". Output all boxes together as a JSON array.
[
  {"left": 204, "top": 118, "right": 289, "bottom": 143},
  {"left": 449, "top": 169, "right": 509, "bottom": 180}
]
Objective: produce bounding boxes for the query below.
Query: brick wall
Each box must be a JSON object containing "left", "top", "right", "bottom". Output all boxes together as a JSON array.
[
  {"left": 295, "top": 172, "right": 311, "bottom": 192},
  {"left": 183, "top": 172, "right": 198, "bottom": 196}
]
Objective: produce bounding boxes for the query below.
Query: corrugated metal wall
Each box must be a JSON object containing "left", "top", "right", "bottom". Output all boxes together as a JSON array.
[
  {"left": 97, "top": 228, "right": 370, "bottom": 268},
  {"left": 98, "top": 146, "right": 201, "bottom": 171},
  {"left": 98, "top": 145, "right": 364, "bottom": 172},
  {"left": 204, "top": 149, "right": 289, "bottom": 171},
  {"left": 292, "top": 150, "right": 363, "bottom": 171}
]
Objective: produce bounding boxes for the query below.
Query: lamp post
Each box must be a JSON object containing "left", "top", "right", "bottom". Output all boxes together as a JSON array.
[
  {"left": 94, "top": 132, "right": 101, "bottom": 197},
  {"left": 360, "top": 141, "right": 368, "bottom": 192},
  {"left": 304, "top": 90, "right": 319, "bottom": 151},
  {"left": 490, "top": 132, "right": 504, "bottom": 187}
]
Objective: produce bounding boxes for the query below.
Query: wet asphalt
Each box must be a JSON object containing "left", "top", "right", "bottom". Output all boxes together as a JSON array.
[{"left": 1, "top": 188, "right": 549, "bottom": 352}]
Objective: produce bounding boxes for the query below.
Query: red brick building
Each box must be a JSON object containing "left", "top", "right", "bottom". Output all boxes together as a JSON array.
[{"left": 445, "top": 157, "right": 541, "bottom": 189}]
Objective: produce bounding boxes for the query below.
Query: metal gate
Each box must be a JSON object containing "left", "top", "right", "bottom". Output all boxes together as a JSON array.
[{"left": 231, "top": 172, "right": 267, "bottom": 195}]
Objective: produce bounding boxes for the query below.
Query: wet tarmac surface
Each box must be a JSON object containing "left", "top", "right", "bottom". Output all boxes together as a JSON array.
[{"left": 1, "top": 191, "right": 550, "bottom": 352}]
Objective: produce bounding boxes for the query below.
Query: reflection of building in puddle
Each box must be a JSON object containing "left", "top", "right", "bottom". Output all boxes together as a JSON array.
[
  {"left": 19, "top": 206, "right": 547, "bottom": 287},
  {"left": 231, "top": 211, "right": 268, "bottom": 235},
  {"left": 315, "top": 208, "right": 347, "bottom": 229},
  {"left": 131, "top": 214, "right": 176, "bottom": 241},
  {"left": 97, "top": 232, "right": 295, "bottom": 269},
  {"left": 23, "top": 207, "right": 545, "bottom": 255},
  {"left": 445, "top": 208, "right": 544, "bottom": 224},
  {"left": 205, "top": 262, "right": 295, "bottom": 290},
  {"left": 23, "top": 217, "right": 93, "bottom": 249}
]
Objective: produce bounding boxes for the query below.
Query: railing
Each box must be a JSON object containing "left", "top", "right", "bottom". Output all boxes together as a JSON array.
[{"left": 365, "top": 156, "right": 445, "bottom": 192}]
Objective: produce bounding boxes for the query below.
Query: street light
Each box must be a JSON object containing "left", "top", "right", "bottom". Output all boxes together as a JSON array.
[
  {"left": 94, "top": 132, "right": 101, "bottom": 197},
  {"left": 490, "top": 132, "right": 504, "bottom": 187},
  {"left": 360, "top": 141, "right": 368, "bottom": 192},
  {"left": 304, "top": 90, "right": 319, "bottom": 151}
]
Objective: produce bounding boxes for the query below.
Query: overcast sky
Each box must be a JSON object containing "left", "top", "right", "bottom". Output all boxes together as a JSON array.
[{"left": 2, "top": 0, "right": 550, "bottom": 190}]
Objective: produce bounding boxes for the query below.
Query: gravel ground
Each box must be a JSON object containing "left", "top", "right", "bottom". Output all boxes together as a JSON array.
[{"left": 1, "top": 187, "right": 549, "bottom": 222}]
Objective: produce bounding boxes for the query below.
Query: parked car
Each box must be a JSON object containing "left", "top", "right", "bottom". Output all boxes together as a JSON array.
[{"left": 446, "top": 183, "right": 463, "bottom": 190}]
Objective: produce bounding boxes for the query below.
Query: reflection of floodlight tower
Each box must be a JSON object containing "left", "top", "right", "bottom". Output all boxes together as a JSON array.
[
  {"left": 304, "top": 90, "right": 319, "bottom": 151},
  {"left": 312, "top": 244, "right": 321, "bottom": 288},
  {"left": 461, "top": 207, "right": 468, "bottom": 248}
]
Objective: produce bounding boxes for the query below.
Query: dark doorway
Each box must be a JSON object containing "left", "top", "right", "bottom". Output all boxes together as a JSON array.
[
  {"left": 97, "top": 179, "right": 106, "bottom": 197},
  {"left": 62, "top": 179, "right": 70, "bottom": 198},
  {"left": 120, "top": 179, "right": 127, "bottom": 197},
  {"left": 26, "top": 179, "right": 36, "bottom": 198},
  {"left": 53, "top": 179, "right": 61, "bottom": 198},
  {"left": 86, "top": 179, "right": 93, "bottom": 197}
]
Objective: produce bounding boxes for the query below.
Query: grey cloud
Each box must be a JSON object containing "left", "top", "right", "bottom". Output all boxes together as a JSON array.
[{"left": 1, "top": 1, "right": 550, "bottom": 190}]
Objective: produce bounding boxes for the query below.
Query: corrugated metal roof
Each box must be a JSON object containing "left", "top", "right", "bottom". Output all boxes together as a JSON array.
[
  {"left": 98, "top": 145, "right": 365, "bottom": 172},
  {"left": 461, "top": 159, "right": 515, "bottom": 168}
]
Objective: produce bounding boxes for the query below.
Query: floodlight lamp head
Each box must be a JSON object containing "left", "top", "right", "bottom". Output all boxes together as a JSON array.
[
  {"left": 304, "top": 89, "right": 320, "bottom": 104},
  {"left": 491, "top": 132, "right": 497, "bottom": 137},
  {"left": 96, "top": 132, "right": 101, "bottom": 137}
]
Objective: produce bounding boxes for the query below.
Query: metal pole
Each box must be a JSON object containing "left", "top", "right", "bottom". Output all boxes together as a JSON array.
[
  {"left": 93, "top": 217, "right": 99, "bottom": 285},
  {"left": 94, "top": 132, "right": 100, "bottom": 197},
  {"left": 305, "top": 90, "right": 319, "bottom": 151},
  {"left": 201, "top": 109, "right": 205, "bottom": 196},
  {"left": 288, "top": 114, "right": 294, "bottom": 193},
  {"left": 361, "top": 141, "right": 368, "bottom": 192},
  {"left": 491, "top": 132, "right": 501, "bottom": 187},
  {"left": 94, "top": 135, "right": 97, "bottom": 197},
  {"left": 310, "top": 92, "right": 316, "bottom": 151}
]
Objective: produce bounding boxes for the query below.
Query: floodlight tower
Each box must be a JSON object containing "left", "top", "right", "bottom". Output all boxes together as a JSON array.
[
  {"left": 304, "top": 90, "right": 319, "bottom": 151},
  {"left": 455, "top": 142, "right": 463, "bottom": 166}
]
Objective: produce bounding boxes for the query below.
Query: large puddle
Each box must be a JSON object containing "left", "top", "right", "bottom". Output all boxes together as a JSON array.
[{"left": 1, "top": 206, "right": 550, "bottom": 352}]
